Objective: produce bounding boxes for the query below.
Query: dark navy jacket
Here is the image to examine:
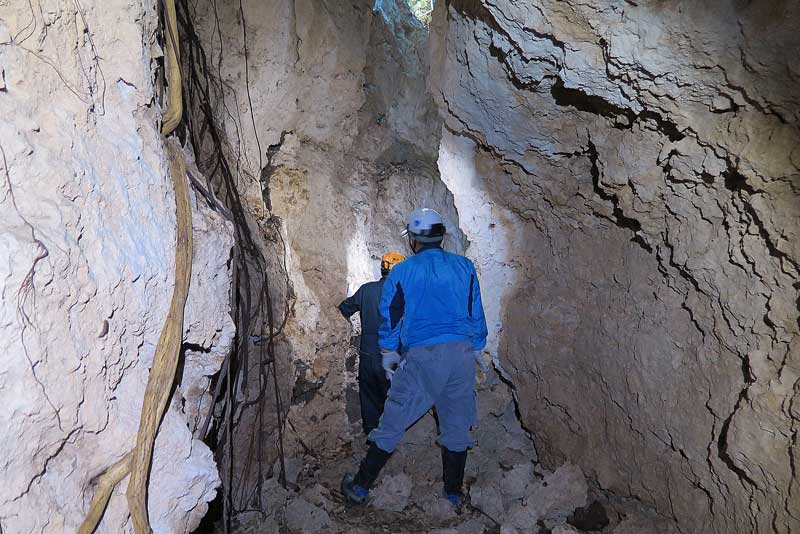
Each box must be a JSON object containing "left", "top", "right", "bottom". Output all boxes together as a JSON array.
[{"left": 338, "top": 277, "right": 386, "bottom": 357}]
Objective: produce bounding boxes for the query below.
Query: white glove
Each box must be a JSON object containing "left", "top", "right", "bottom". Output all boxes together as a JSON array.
[
  {"left": 473, "top": 350, "right": 489, "bottom": 373},
  {"left": 382, "top": 350, "right": 402, "bottom": 381}
]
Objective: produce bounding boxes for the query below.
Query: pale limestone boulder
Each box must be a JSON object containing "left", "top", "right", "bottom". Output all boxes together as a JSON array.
[
  {"left": 524, "top": 464, "right": 588, "bottom": 523},
  {"left": 500, "top": 463, "right": 536, "bottom": 502},
  {"left": 469, "top": 473, "right": 505, "bottom": 523},
  {"left": 285, "top": 497, "right": 336, "bottom": 533},
  {"left": 371, "top": 472, "right": 414, "bottom": 512}
]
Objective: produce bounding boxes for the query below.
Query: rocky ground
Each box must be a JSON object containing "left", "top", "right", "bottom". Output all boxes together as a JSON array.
[{"left": 225, "top": 369, "right": 678, "bottom": 534}]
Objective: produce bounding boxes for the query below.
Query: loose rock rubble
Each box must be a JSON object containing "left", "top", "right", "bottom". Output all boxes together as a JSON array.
[
  {"left": 230, "top": 369, "right": 678, "bottom": 534},
  {"left": 371, "top": 473, "right": 414, "bottom": 513}
]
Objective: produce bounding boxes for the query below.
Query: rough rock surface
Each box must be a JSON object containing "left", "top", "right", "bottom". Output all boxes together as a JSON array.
[
  {"left": 370, "top": 473, "right": 414, "bottom": 512},
  {"left": 526, "top": 464, "right": 588, "bottom": 523},
  {"left": 430, "top": 1, "right": 800, "bottom": 533},
  {"left": 187, "top": 0, "right": 467, "bottom": 482},
  {"left": 285, "top": 496, "right": 335, "bottom": 533},
  {"left": 0, "top": 2, "right": 233, "bottom": 532}
]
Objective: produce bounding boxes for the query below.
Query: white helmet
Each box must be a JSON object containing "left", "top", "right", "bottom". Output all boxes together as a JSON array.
[{"left": 402, "top": 208, "right": 446, "bottom": 243}]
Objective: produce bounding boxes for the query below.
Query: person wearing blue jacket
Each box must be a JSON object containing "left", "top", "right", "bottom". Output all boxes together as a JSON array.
[{"left": 341, "top": 208, "right": 488, "bottom": 509}]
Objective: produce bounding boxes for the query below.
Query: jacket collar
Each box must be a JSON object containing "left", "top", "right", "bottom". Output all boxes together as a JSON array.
[{"left": 416, "top": 243, "right": 443, "bottom": 254}]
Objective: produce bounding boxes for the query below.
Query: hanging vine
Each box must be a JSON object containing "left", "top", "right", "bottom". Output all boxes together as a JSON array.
[
  {"left": 176, "top": 0, "right": 292, "bottom": 530},
  {"left": 79, "top": 0, "right": 190, "bottom": 531}
]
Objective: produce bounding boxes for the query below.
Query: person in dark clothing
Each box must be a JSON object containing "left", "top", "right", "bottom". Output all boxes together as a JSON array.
[{"left": 338, "top": 251, "right": 406, "bottom": 436}]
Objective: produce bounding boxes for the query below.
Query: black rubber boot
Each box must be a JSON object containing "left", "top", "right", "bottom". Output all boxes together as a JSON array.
[
  {"left": 441, "top": 447, "right": 468, "bottom": 500},
  {"left": 353, "top": 442, "right": 392, "bottom": 489}
]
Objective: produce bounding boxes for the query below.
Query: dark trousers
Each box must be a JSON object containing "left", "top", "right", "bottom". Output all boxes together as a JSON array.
[{"left": 358, "top": 350, "right": 391, "bottom": 435}]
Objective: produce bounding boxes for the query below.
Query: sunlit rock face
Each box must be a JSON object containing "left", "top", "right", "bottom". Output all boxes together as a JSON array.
[
  {"left": 430, "top": 1, "right": 800, "bottom": 532},
  {"left": 0, "top": 2, "right": 233, "bottom": 532}
]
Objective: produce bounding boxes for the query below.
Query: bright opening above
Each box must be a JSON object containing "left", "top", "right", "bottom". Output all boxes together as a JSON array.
[{"left": 406, "top": 0, "right": 434, "bottom": 24}]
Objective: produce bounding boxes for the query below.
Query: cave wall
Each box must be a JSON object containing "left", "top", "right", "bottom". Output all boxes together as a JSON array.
[
  {"left": 189, "top": 0, "right": 466, "bottom": 477},
  {"left": 430, "top": 1, "right": 800, "bottom": 532},
  {"left": 0, "top": 2, "right": 233, "bottom": 532}
]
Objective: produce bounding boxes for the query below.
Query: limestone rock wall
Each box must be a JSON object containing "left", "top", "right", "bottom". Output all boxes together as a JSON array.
[
  {"left": 0, "top": 2, "right": 233, "bottom": 532},
  {"left": 187, "top": 4, "right": 548, "bottom": 530},
  {"left": 186, "top": 1, "right": 374, "bottom": 504},
  {"left": 430, "top": 1, "right": 800, "bottom": 532},
  {"left": 188, "top": 0, "right": 466, "bottom": 471}
]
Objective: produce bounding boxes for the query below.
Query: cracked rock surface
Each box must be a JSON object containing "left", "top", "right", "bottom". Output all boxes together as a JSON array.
[
  {"left": 0, "top": 2, "right": 234, "bottom": 532},
  {"left": 430, "top": 1, "right": 800, "bottom": 532}
]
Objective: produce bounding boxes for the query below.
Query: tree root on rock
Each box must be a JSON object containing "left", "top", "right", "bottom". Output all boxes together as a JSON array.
[
  {"left": 77, "top": 452, "right": 132, "bottom": 534},
  {"left": 78, "top": 0, "right": 189, "bottom": 531},
  {"left": 78, "top": 139, "right": 191, "bottom": 533},
  {"left": 126, "top": 140, "right": 193, "bottom": 532}
]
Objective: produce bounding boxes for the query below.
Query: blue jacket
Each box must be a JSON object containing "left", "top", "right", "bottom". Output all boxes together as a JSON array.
[{"left": 378, "top": 247, "right": 488, "bottom": 352}]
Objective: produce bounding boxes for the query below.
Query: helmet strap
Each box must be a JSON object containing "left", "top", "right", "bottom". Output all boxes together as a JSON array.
[{"left": 408, "top": 234, "right": 418, "bottom": 254}]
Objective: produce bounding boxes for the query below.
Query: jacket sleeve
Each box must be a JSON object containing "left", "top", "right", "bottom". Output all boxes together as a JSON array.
[
  {"left": 338, "top": 286, "right": 361, "bottom": 319},
  {"left": 378, "top": 270, "right": 404, "bottom": 351},
  {"left": 469, "top": 267, "right": 488, "bottom": 351}
]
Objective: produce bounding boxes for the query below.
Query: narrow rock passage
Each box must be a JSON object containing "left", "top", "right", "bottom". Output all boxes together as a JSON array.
[
  {"left": 0, "top": 0, "right": 797, "bottom": 533},
  {"left": 184, "top": 0, "right": 799, "bottom": 531}
]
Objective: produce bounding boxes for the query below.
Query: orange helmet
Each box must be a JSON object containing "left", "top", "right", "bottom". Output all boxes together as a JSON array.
[{"left": 381, "top": 251, "right": 405, "bottom": 274}]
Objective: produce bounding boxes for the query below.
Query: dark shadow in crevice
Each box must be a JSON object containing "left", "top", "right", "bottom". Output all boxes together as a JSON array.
[
  {"left": 587, "top": 139, "right": 653, "bottom": 253},
  {"left": 193, "top": 491, "right": 225, "bottom": 534},
  {"left": 551, "top": 79, "right": 685, "bottom": 142}
]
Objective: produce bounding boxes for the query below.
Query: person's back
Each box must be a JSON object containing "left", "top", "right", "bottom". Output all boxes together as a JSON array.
[
  {"left": 379, "top": 247, "right": 486, "bottom": 351},
  {"left": 339, "top": 278, "right": 385, "bottom": 357}
]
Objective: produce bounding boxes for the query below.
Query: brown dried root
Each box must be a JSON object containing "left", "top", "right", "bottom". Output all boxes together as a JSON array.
[
  {"left": 77, "top": 453, "right": 132, "bottom": 534},
  {"left": 126, "top": 140, "right": 193, "bottom": 532},
  {"left": 78, "top": 0, "right": 188, "bottom": 530},
  {"left": 78, "top": 141, "right": 191, "bottom": 533}
]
